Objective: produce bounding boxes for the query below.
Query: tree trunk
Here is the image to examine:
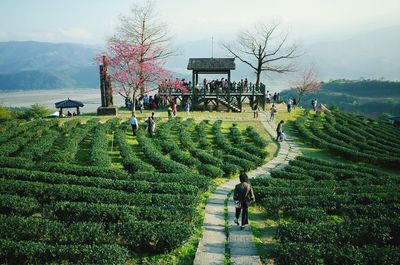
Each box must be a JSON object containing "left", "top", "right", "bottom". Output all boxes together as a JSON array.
[
  {"left": 131, "top": 90, "right": 136, "bottom": 115},
  {"left": 255, "top": 71, "right": 261, "bottom": 90}
]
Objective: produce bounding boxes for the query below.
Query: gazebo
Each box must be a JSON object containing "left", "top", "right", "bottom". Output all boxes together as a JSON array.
[
  {"left": 158, "top": 57, "right": 266, "bottom": 112},
  {"left": 55, "top": 98, "right": 84, "bottom": 117},
  {"left": 387, "top": 116, "right": 400, "bottom": 127},
  {"left": 187, "top": 58, "right": 235, "bottom": 86}
]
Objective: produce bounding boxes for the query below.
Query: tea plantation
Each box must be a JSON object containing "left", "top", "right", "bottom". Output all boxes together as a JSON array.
[
  {"left": 0, "top": 117, "right": 268, "bottom": 264},
  {"left": 252, "top": 110, "right": 400, "bottom": 265}
]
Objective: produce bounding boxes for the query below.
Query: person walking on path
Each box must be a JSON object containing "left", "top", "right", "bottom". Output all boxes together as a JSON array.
[
  {"left": 172, "top": 102, "right": 177, "bottom": 116},
  {"left": 276, "top": 120, "right": 284, "bottom": 141},
  {"left": 312, "top": 98, "right": 318, "bottom": 111},
  {"left": 252, "top": 103, "right": 259, "bottom": 118},
  {"left": 167, "top": 106, "right": 173, "bottom": 121},
  {"left": 270, "top": 104, "right": 277, "bottom": 122},
  {"left": 146, "top": 116, "right": 155, "bottom": 136},
  {"left": 287, "top": 98, "right": 292, "bottom": 113},
  {"left": 278, "top": 130, "right": 286, "bottom": 142},
  {"left": 130, "top": 114, "right": 138, "bottom": 136},
  {"left": 233, "top": 173, "right": 255, "bottom": 230},
  {"left": 185, "top": 101, "right": 190, "bottom": 115},
  {"left": 138, "top": 98, "right": 144, "bottom": 113},
  {"left": 151, "top": 112, "right": 156, "bottom": 132}
]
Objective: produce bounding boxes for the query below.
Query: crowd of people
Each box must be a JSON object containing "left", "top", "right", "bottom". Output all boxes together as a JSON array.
[
  {"left": 157, "top": 77, "right": 266, "bottom": 94},
  {"left": 265, "top": 92, "right": 281, "bottom": 104}
]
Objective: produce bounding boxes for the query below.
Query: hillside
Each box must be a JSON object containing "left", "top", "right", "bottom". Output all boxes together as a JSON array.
[
  {"left": 280, "top": 79, "right": 400, "bottom": 117},
  {"left": 0, "top": 41, "right": 99, "bottom": 90},
  {"left": 1, "top": 26, "right": 399, "bottom": 91}
]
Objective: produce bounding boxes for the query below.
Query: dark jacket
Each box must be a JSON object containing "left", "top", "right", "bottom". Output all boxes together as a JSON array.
[{"left": 233, "top": 182, "right": 255, "bottom": 207}]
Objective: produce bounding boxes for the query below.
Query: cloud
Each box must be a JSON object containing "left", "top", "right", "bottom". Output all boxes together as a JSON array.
[{"left": 60, "top": 27, "right": 94, "bottom": 42}]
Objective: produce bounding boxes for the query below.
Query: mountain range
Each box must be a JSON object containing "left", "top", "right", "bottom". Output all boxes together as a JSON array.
[{"left": 0, "top": 26, "right": 399, "bottom": 91}]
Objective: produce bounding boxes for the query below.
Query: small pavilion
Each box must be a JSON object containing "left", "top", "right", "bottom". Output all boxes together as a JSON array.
[
  {"left": 55, "top": 98, "right": 84, "bottom": 116},
  {"left": 387, "top": 116, "right": 400, "bottom": 127}
]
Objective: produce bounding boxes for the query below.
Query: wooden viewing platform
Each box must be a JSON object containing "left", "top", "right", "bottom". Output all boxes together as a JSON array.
[
  {"left": 158, "top": 84, "right": 266, "bottom": 112},
  {"left": 158, "top": 58, "right": 266, "bottom": 112}
]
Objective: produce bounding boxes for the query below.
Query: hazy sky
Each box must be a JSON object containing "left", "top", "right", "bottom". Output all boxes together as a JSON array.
[{"left": 0, "top": 0, "right": 399, "bottom": 45}]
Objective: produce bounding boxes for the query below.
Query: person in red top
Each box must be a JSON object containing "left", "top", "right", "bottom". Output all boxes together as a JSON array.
[{"left": 172, "top": 101, "right": 177, "bottom": 116}]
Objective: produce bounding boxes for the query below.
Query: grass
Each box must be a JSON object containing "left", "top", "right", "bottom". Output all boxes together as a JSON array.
[
  {"left": 224, "top": 191, "right": 232, "bottom": 265},
  {"left": 249, "top": 205, "right": 278, "bottom": 265},
  {"left": 108, "top": 132, "right": 123, "bottom": 169},
  {"left": 74, "top": 130, "right": 94, "bottom": 166}
]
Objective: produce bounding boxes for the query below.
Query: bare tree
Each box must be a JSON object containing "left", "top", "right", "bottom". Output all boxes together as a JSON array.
[
  {"left": 292, "top": 68, "right": 321, "bottom": 105},
  {"left": 109, "top": 0, "right": 175, "bottom": 99},
  {"left": 223, "top": 22, "right": 300, "bottom": 89}
]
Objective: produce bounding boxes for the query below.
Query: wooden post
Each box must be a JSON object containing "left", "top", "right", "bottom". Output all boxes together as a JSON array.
[
  {"left": 193, "top": 85, "right": 197, "bottom": 110},
  {"left": 261, "top": 83, "right": 266, "bottom": 111},
  {"left": 99, "top": 65, "right": 106, "bottom": 107},
  {"left": 239, "top": 84, "right": 242, "bottom": 112},
  {"left": 227, "top": 71, "right": 231, "bottom": 112},
  {"left": 216, "top": 85, "right": 219, "bottom": 111},
  {"left": 203, "top": 82, "right": 206, "bottom": 111},
  {"left": 251, "top": 83, "right": 255, "bottom": 108}
]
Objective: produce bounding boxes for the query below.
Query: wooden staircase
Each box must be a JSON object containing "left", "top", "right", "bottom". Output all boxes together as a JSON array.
[{"left": 218, "top": 98, "right": 241, "bottom": 112}]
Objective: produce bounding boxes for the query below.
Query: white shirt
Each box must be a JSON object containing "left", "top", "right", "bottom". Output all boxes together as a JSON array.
[{"left": 130, "top": 117, "right": 138, "bottom": 125}]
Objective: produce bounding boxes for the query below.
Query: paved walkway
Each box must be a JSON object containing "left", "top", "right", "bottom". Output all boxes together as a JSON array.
[{"left": 193, "top": 112, "right": 301, "bottom": 265}]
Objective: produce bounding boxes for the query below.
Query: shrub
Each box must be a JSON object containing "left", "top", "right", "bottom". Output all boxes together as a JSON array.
[{"left": 198, "top": 163, "right": 224, "bottom": 178}]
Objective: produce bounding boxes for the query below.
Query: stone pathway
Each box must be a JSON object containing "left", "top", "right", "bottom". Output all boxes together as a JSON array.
[{"left": 193, "top": 112, "right": 301, "bottom": 265}]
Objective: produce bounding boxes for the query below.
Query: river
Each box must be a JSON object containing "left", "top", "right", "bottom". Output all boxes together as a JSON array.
[{"left": 0, "top": 88, "right": 125, "bottom": 113}]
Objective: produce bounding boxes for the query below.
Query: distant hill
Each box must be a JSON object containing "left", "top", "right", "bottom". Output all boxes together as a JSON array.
[
  {"left": 1, "top": 26, "right": 399, "bottom": 91},
  {"left": 167, "top": 26, "right": 400, "bottom": 85},
  {"left": 300, "top": 26, "right": 400, "bottom": 81},
  {"left": 0, "top": 41, "right": 188, "bottom": 91},
  {"left": 0, "top": 41, "right": 100, "bottom": 90},
  {"left": 280, "top": 79, "right": 400, "bottom": 117}
]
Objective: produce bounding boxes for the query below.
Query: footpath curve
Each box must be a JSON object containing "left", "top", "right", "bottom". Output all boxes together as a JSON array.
[{"left": 193, "top": 112, "right": 301, "bottom": 265}]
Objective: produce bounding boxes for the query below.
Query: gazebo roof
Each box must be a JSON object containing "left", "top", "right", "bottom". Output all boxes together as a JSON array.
[
  {"left": 55, "top": 98, "right": 84, "bottom": 109},
  {"left": 187, "top": 58, "right": 235, "bottom": 71}
]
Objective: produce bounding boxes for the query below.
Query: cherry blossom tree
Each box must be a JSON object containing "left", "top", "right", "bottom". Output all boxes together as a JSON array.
[
  {"left": 292, "top": 68, "right": 322, "bottom": 105},
  {"left": 99, "top": 0, "right": 175, "bottom": 113},
  {"left": 99, "top": 40, "right": 168, "bottom": 112}
]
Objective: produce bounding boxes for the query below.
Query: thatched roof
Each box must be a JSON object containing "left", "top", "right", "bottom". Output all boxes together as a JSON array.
[
  {"left": 55, "top": 99, "right": 84, "bottom": 109},
  {"left": 187, "top": 58, "right": 235, "bottom": 71}
]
